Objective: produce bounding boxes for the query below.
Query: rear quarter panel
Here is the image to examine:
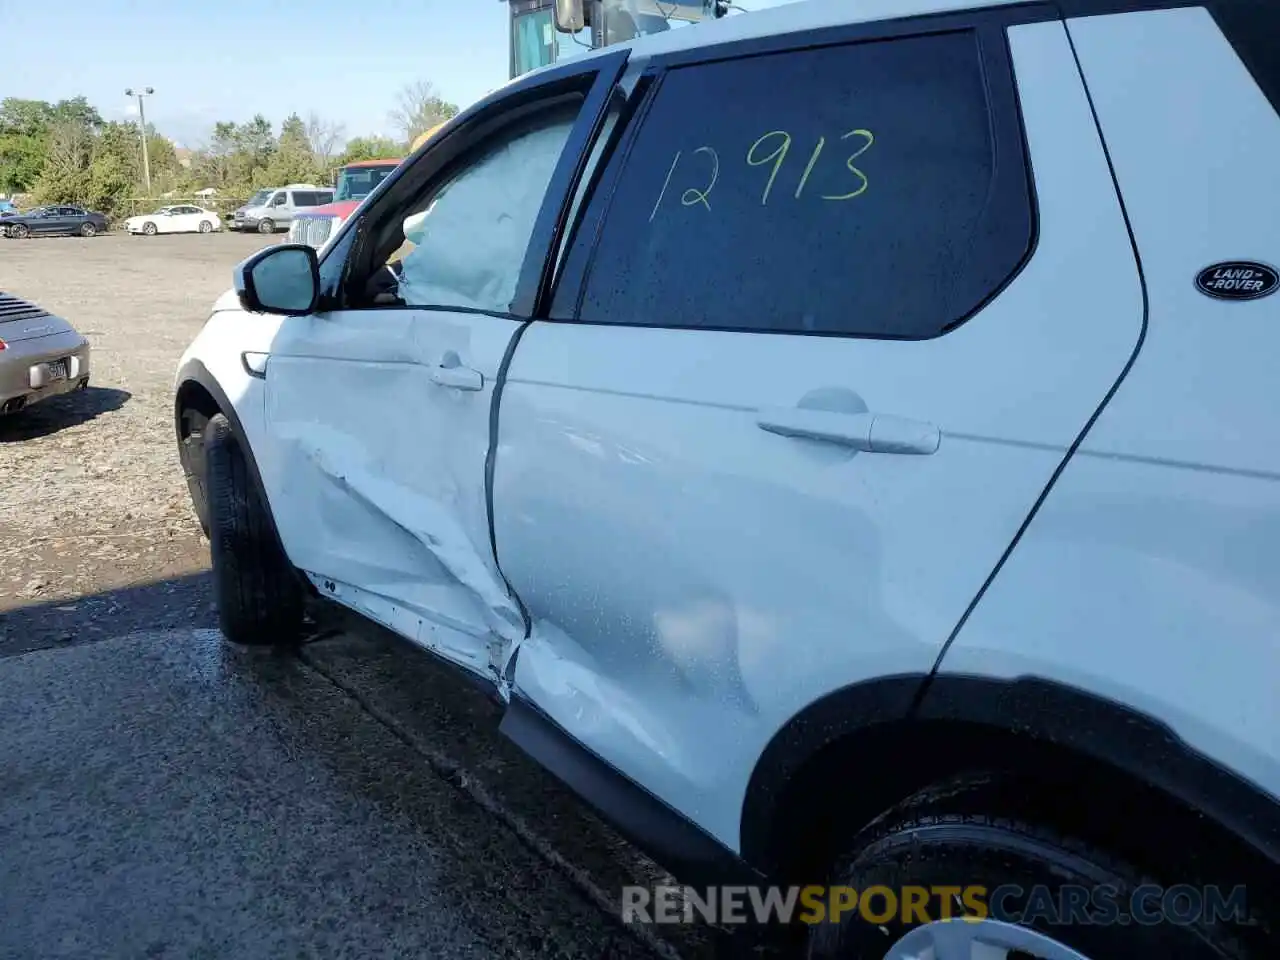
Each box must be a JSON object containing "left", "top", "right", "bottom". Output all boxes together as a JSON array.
[{"left": 942, "top": 6, "right": 1280, "bottom": 804}]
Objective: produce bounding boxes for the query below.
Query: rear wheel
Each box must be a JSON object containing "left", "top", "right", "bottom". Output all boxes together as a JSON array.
[
  {"left": 198, "top": 220, "right": 212, "bottom": 233},
  {"left": 204, "top": 413, "right": 304, "bottom": 646},
  {"left": 807, "top": 774, "right": 1253, "bottom": 960},
  {"left": 142, "top": 221, "right": 157, "bottom": 236},
  {"left": 79, "top": 222, "right": 97, "bottom": 237},
  {"left": 257, "top": 218, "right": 275, "bottom": 234}
]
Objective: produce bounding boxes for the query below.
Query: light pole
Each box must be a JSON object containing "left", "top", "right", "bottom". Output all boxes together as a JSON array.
[{"left": 125, "top": 87, "right": 155, "bottom": 196}]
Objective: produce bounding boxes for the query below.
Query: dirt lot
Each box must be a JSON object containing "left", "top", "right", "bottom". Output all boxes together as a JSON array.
[
  {"left": 0, "top": 231, "right": 275, "bottom": 651},
  {"left": 0, "top": 230, "right": 755, "bottom": 960}
]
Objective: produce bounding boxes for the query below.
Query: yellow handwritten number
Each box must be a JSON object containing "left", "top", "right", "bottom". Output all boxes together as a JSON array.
[
  {"left": 794, "top": 136, "right": 826, "bottom": 199},
  {"left": 681, "top": 146, "right": 719, "bottom": 211},
  {"left": 822, "top": 129, "right": 874, "bottom": 201},
  {"left": 650, "top": 151, "right": 682, "bottom": 223},
  {"left": 746, "top": 131, "right": 792, "bottom": 205}
]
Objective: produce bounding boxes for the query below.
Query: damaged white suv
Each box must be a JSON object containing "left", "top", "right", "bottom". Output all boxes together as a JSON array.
[{"left": 175, "top": 0, "right": 1280, "bottom": 956}]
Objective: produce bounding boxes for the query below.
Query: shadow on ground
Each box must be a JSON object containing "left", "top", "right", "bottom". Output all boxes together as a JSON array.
[
  {"left": 0, "top": 573, "right": 778, "bottom": 958},
  {"left": 0, "top": 570, "right": 212, "bottom": 658},
  {"left": 0, "top": 385, "right": 131, "bottom": 441}
]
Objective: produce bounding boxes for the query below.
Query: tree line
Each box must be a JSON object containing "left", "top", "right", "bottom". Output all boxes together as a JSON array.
[{"left": 0, "top": 82, "right": 459, "bottom": 216}]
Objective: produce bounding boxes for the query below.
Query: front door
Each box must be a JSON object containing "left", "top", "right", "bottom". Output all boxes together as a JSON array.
[
  {"left": 492, "top": 18, "right": 1145, "bottom": 846},
  {"left": 30, "top": 209, "right": 63, "bottom": 235},
  {"left": 257, "top": 53, "right": 627, "bottom": 684}
]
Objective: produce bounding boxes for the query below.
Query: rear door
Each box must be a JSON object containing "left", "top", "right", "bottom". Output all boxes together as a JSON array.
[
  {"left": 492, "top": 13, "right": 1145, "bottom": 846},
  {"left": 256, "top": 52, "right": 629, "bottom": 686},
  {"left": 166, "top": 207, "right": 192, "bottom": 232}
]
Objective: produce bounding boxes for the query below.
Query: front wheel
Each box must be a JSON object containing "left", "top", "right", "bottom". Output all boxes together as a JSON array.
[
  {"left": 198, "top": 220, "right": 212, "bottom": 233},
  {"left": 142, "top": 221, "right": 157, "bottom": 236},
  {"left": 256, "top": 218, "right": 275, "bottom": 234},
  {"left": 204, "top": 413, "right": 304, "bottom": 645},
  {"left": 79, "top": 222, "right": 97, "bottom": 237},
  {"left": 10, "top": 223, "right": 29, "bottom": 239},
  {"left": 808, "top": 775, "right": 1252, "bottom": 960}
]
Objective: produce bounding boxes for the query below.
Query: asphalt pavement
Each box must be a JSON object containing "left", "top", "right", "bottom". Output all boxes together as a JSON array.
[{"left": 0, "top": 625, "right": 688, "bottom": 960}]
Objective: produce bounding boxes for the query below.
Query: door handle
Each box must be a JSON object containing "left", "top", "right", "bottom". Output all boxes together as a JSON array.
[
  {"left": 756, "top": 407, "right": 939, "bottom": 455},
  {"left": 429, "top": 362, "right": 483, "bottom": 391}
]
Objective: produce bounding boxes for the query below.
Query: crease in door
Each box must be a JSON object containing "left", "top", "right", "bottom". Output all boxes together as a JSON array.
[{"left": 299, "top": 438, "right": 527, "bottom": 646}]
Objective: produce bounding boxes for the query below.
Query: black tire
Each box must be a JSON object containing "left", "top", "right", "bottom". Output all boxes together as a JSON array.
[
  {"left": 142, "top": 221, "right": 157, "bottom": 236},
  {"left": 257, "top": 218, "right": 275, "bottom": 234},
  {"left": 80, "top": 221, "right": 97, "bottom": 237},
  {"left": 11, "top": 223, "right": 29, "bottom": 239},
  {"left": 204, "top": 413, "right": 304, "bottom": 645},
  {"left": 178, "top": 407, "right": 212, "bottom": 538},
  {"left": 198, "top": 220, "right": 212, "bottom": 233},
  {"left": 808, "top": 774, "right": 1252, "bottom": 960}
]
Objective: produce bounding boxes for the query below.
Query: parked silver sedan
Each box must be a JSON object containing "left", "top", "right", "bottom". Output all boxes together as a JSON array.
[{"left": 0, "top": 290, "right": 91, "bottom": 416}]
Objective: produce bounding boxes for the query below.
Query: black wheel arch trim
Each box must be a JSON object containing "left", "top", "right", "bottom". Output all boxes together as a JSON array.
[
  {"left": 739, "top": 673, "right": 1280, "bottom": 875},
  {"left": 174, "top": 358, "right": 274, "bottom": 531}
]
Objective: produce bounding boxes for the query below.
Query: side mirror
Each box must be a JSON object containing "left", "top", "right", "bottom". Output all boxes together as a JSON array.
[
  {"left": 235, "top": 244, "right": 320, "bottom": 316},
  {"left": 555, "top": 0, "right": 586, "bottom": 32}
]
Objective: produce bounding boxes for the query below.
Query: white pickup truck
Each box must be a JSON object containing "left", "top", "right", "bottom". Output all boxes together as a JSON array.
[{"left": 174, "top": 0, "right": 1280, "bottom": 956}]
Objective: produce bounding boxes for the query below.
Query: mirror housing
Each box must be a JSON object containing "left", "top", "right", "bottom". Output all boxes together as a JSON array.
[
  {"left": 555, "top": 0, "right": 587, "bottom": 32},
  {"left": 234, "top": 244, "right": 320, "bottom": 316}
]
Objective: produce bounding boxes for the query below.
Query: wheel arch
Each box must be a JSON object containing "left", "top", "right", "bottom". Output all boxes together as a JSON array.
[
  {"left": 742, "top": 675, "right": 1280, "bottom": 895},
  {"left": 174, "top": 359, "right": 272, "bottom": 526}
]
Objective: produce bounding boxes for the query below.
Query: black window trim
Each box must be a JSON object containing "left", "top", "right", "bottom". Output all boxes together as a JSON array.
[
  {"left": 549, "top": 6, "right": 1046, "bottom": 341},
  {"left": 326, "top": 47, "right": 631, "bottom": 319}
]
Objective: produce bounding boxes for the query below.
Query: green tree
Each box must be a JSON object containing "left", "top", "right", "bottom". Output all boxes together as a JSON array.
[
  {"left": 0, "top": 134, "right": 45, "bottom": 192},
  {"left": 31, "top": 119, "right": 94, "bottom": 205},
  {"left": 0, "top": 97, "right": 105, "bottom": 195},
  {"left": 257, "top": 113, "right": 321, "bottom": 185},
  {"left": 337, "top": 135, "right": 403, "bottom": 165},
  {"left": 0, "top": 99, "right": 57, "bottom": 192}
]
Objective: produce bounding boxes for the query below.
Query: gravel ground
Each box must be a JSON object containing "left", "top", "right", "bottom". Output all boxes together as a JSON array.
[
  {"left": 0, "top": 231, "right": 273, "bottom": 650},
  {"left": 0, "top": 231, "right": 771, "bottom": 960}
]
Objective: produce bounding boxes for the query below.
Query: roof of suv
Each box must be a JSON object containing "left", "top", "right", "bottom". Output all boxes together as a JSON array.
[{"left": 572, "top": 0, "right": 1027, "bottom": 64}]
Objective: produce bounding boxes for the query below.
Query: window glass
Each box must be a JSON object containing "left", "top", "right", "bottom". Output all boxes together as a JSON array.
[
  {"left": 574, "top": 31, "right": 1032, "bottom": 338},
  {"left": 514, "top": 9, "right": 556, "bottom": 76},
  {"left": 317, "top": 190, "right": 334, "bottom": 204},
  {"left": 383, "top": 104, "right": 579, "bottom": 314},
  {"left": 1214, "top": 0, "right": 1280, "bottom": 116}
]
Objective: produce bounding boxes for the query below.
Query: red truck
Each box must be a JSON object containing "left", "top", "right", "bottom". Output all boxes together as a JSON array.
[
  {"left": 286, "top": 158, "right": 402, "bottom": 248},
  {"left": 287, "top": 124, "right": 448, "bottom": 249}
]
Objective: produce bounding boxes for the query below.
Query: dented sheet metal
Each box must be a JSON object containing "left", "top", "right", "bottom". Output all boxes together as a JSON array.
[
  {"left": 301, "top": 436, "right": 525, "bottom": 645},
  {"left": 259, "top": 306, "right": 529, "bottom": 685}
]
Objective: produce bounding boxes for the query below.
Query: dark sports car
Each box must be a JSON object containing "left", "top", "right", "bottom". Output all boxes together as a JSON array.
[{"left": 2, "top": 205, "right": 109, "bottom": 239}]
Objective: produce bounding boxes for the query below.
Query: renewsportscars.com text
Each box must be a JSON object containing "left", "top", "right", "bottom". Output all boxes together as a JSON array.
[{"left": 621, "top": 883, "right": 1249, "bottom": 927}]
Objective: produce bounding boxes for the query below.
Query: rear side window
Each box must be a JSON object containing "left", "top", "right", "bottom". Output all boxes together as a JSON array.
[
  {"left": 567, "top": 30, "right": 1032, "bottom": 338},
  {"left": 317, "top": 190, "right": 334, "bottom": 204},
  {"left": 1212, "top": 0, "right": 1280, "bottom": 116},
  {"left": 292, "top": 191, "right": 314, "bottom": 206}
]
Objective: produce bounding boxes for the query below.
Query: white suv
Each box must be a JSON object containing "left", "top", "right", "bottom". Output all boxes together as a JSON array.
[{"left": 174, "top": 1, "right": 1279, "bottom": 956}]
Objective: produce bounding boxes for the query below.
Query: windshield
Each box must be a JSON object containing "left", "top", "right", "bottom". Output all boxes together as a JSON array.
[
  {"left": 335, "top": 164, "right": 399, "bottom": 202},
  {"left": 247, "top": 189, "right": 273, "bottom": 207}
]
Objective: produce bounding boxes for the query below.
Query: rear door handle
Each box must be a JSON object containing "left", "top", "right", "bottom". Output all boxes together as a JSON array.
[
  {"left": 430, "top": 364, "right": 483, "bottom": 391},
  {"left": 756, "top": 407, "right": 940, "bottom": 455}
]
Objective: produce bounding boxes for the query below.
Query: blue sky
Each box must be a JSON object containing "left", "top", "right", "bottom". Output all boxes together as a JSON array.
[{"left": 6, "top": 0, "right": 797, "bottom": 148}]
